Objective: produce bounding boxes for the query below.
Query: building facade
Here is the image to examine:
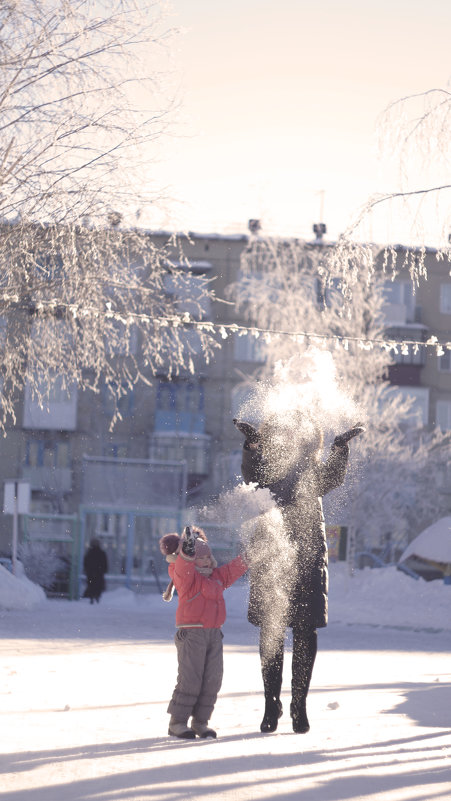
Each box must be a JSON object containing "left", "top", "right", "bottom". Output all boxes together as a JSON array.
[
  {"left": 380, "top": 246, "right": 451, "bottom": 432},
  {"left": 1, "top": 228, "right": 450, "bottom": 591}
]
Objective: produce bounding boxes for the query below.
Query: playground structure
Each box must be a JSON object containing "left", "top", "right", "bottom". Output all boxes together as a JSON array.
[
  {"left": 356, "top": 542, "right": 421, "bottom": 580},
  {"left": 78, "top": 456, "right": 188, "bottom": 598},
  {"left": 11, "top": 456, "right": 188, "bottom": 599}
]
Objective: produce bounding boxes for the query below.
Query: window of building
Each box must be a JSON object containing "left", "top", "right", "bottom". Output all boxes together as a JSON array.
[
  {"left": 26, "top": 440, "right": 42, "bottom": 467},
  {"left": 436, "top": 400, "right": 451, "bottom": 431},
  {"left": 183, "top": 381, "right": 204, "bottom": 413},
  {"left": 155, "top": 380, "right": 205, "bottom": 434},
  {"left": 23, "top": 374, "right": 77, "bottom": 430},
  {"left": 163, "top": 273, "right": 211, "bottom": 320},
  {"left": 383, "top": 280, "right": 415, "bottom": 322},
  {"left": 233, "top": 332, "right": 266, "bottom": 363},
  {"left": 438, "top": 350, "right": 451, "bottom": 372},
  {"left": 157, "top": 382, "right": 176, "bottom": 411},
  {"left": 149, "top": 433, "right": 210, "bottom": 475},
  {"left": 315, "top": 276, "right": 343, "bottom": 309},
  {"left": 103, "top": 443, "right": 128, "bottom": 459},
  {"left": 103, "top": 381, "right": 134, "bottom": 418},
  {"left": 235, "top": 269, "right": 268, "bottom": 302},
  {"left": 35, "top": 253, "right": 63, "bottom": 283},
  {"left": 106, "top": 320, "right": 138, "bottom": 356},
  {"left": 440, "top": 284, "right": 451, "bottom": 314},
  {"left": 25, "top": 439, "right": 70, "bottom": 468},
  {"left": 387, "top": 332, "right": 426, "bottom": 366},
  {"left": 55, "top": 441, "right": 70, "bottom": 468},
  {"left": 156, "top": 380, "right": 204, "bottom": 413}
]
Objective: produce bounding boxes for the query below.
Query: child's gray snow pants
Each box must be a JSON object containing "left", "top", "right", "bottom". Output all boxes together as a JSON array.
[{"left": 168, "top": 627, "right": 224, "bottom": 724}]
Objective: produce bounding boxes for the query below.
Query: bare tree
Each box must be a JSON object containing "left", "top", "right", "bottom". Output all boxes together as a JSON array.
[
  {"left": 230, "top": 234, "right": 451, "bottom": 560},
  {"left": 0, "top": 0, "right": 177, "bottom": 221},
  {"left": 18, "top": 540, "right": 66, "bottom": 592},
  {"left": 0, "top": 1, "right": 218, "bottom": 427},
  {"left": 0, "top": 223, "right": 218, "bottom": 427},
  {"left": 335, "top": 86, "right": 451, "bottom": 292}
]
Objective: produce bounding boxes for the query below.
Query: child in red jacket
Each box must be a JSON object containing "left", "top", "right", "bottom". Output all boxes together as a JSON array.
[{"left": 159, "top": 525, "right": 248, "bottom": 739}]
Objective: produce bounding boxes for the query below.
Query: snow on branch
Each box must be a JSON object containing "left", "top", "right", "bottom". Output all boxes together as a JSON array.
[
  {"left": 0, "top": 0, "right": 178, "bottom": 224},
  {"left": 340, "top": 86, "right": 451, "bottom": 256},
  {"left": 229, "top": 233, "right": 451, "bottom": 554},
  {"left": 0, "top": 1, "right": 224, "bottom": 428},
  {"left": 0, "top": 222, "right": 219, "bottom": 429}
]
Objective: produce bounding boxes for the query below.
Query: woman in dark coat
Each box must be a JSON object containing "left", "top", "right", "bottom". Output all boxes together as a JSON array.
[
  {"left": 83, "top": 538, "right": 108, "bottom": 604},
  {"left": 234, "top": 415, "right": 363, "bottom": 734}
]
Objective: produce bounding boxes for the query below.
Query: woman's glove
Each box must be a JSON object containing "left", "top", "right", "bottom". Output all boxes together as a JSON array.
[
  {"left": 333, "top": 424, "right": 365, "bottom": 448},
  {"left": 233, "top": 418, "right": 260, "bottom": 444},
  {"left": 181, "top": 525, "right": 196, "bottom": 557}
]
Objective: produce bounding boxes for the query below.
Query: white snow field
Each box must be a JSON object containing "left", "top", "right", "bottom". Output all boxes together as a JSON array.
[{"left": 1, "top": 564, "right": 450, "bottom": 801}]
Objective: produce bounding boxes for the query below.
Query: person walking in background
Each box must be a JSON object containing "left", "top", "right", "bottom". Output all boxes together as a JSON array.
[
  {"left": 234, "top": 414, "right": 363, "bottom": 735},
  {"left": 83, "top": 538, "right": 108, "bottom": 604},
  {"left": 159, "top": 525, "right": 248, "bottom": 740}
]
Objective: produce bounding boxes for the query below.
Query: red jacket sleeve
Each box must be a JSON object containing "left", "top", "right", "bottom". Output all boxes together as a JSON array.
[
  {"left": 215, "top": 554, "right": 248, "bottom": 588},
  {"left": 169, "top": 552, "right": 247, "bottom": 597}
]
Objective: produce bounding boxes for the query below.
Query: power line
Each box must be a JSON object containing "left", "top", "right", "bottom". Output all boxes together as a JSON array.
[
  {"left": 157, "top": 316, "right": 451, "bottom": 356},
  {"left": 2, "top": 295, "right": 450, "bottom": 355}
]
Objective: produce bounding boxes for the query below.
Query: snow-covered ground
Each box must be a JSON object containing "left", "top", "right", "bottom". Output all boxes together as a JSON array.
[{"left": 1, "top": 564, "right": 450, "bottom": 801}]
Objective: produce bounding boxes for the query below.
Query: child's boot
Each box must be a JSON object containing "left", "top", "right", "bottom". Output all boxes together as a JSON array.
[
  {"left": 168, "top": 717, "right": 196, "bottom": 739},
  {"left": 191, "top": 718, "right": 217, "bottom": 739}
]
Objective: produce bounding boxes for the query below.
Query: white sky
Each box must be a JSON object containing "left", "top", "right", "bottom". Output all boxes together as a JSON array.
[{"left": 148, "top": 0, "right": 451, "bottom": 246}]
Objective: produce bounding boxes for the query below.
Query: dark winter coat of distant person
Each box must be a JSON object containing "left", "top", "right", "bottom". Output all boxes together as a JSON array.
[{"left": 83, "top": 539, "right": 108, "bottom": 604}]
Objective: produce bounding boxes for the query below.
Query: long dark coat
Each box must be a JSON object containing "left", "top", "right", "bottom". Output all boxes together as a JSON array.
[
  {"left": 241, "top": 441, "right": 348, "bottom": 630},
  {"left": 83, "top": 544, "right": 108, "bottom": 601}
]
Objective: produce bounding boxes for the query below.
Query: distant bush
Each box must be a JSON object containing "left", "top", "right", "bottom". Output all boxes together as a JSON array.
[{"left": 18, "top": 542, "right": 67, "bottom": 591}]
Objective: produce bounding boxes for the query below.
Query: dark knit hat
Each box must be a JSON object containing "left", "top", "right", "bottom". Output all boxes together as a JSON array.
[
  {"left": 159, "top": 533, "right": 180, "bottom": 556},
  {"left": 193, "top": 539, "right": 213, "bottom": 559}
]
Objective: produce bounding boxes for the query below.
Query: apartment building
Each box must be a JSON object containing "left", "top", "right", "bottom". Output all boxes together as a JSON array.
[
  {"left": 1, "top": 227, "right": 450, "bottom": 593},
  {"left": 0, "top": 228, "right": 254, "bottom": 593},
  {"left": 380, "top": 246, "right": 451, "bottom": 432}
]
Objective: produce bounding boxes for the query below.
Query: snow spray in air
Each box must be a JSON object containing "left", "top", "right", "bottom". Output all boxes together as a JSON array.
[{"left": 218, "top": 348, "right": 357, "bottom": 657}]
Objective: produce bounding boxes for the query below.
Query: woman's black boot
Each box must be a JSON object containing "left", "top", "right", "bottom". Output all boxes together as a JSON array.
[
  {"left": 260, "top": 698, "right": 283, "bottom": 733},
  {"left": 290, "top": 697, "right": 310, "bottom": 734}
]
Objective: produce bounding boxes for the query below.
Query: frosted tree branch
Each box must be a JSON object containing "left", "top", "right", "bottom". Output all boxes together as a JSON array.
[
  {"left": 0, "top": 1, "right": 219, "bottom": 428},
  {"left": 229, "top": 235, "right": 451, "bottom": 554}
]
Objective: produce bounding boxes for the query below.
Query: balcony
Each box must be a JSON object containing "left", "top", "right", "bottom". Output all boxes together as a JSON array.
[
  {"left": 381, "top": 302, "right": 408, "bottom": 326},
  {"left": 154, "top": 409, "right": 205, "bottom": 435},
  {"left": 384, "top": 322, "right": 428, "bottom": 386},
  {"left": 23, "top": 384, "right": 77, "bottom": 431},
  {"left": 149, "top": 432, "right": 211, "bottom": 476},
  {"left": 21, "top": 466, "right": 72, "bottom": 493}
]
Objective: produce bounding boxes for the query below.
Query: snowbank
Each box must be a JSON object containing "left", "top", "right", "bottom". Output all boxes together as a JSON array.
[
  {"left": 400, "top": 516, "right": 451, "bottom": 564},
  {"left": 328, "top": 563, "right": 451, "bottom": 631},
  {"left": 1, "top": 560, "right": 450, "bottom": 631},
  {"left": 0, "top": 562, "right": 46, "bottom": 610},
  {"left": 99, "top": 586, "right": 158, "bottom": 609}
]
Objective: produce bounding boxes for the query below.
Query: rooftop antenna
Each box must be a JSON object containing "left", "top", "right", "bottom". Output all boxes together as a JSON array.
[
  {"left": 248, "top": 219, "right": 261, "bottom": 235},
  {"left": 313, "top": 190, "right": 326, "bottom": 243}
]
